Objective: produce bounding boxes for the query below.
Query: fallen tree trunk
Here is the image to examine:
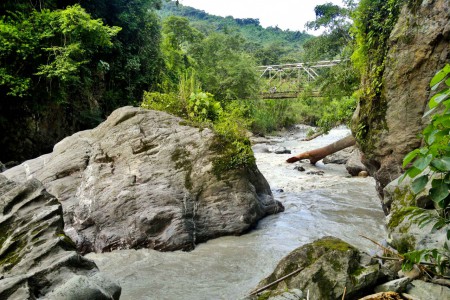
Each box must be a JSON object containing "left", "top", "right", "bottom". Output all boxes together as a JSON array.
[{"left": 286, "top": 135, "right": 356, "bottom": 164}]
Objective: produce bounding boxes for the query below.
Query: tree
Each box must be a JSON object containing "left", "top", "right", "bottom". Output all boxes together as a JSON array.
[
  {"left": 0, "top": 4, "right": 120, "bottom": 100},
  {"left": 0, "top": 0, "right": 165, "bottom": 162},
  {"left": 304, "top": 1, "right": 355, "bottom": 61},
  {"left": 191, "top": 32, "right": 260, "bottom": 101},
  {"left": 159, "top": 16, "right": 203, "bottom": 92},
  {"left": 80, "top": 0, "right": 164, "bottom": 111},
  {"left": 297, "top": 1, "right": 359, "bottom": 134}
]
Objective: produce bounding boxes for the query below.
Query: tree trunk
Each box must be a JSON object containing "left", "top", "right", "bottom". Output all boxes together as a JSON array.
[{"left": 286, "top": 135, "right": 356, "bottom": 164}]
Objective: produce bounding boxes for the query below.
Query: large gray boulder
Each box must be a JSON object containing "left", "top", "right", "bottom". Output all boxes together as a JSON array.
[
  {"left": 250, "top": 237, "right": 380, "bottom": 300},
  {"left": 3, "top": 106, "right": 282, "bottom": 253},
  {"left": 0, "top": 175, "right": 120, "bottom": 299}
]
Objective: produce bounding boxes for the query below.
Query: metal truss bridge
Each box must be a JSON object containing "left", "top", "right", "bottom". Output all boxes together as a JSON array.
[{"left": 258, "top": 60, "right": 343, "bottom": 99}]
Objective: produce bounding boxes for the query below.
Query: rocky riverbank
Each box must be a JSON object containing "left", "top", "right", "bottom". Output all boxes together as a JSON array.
[
  {"left": 85, "top": 125, "right": 387, "bottom": 299},
  {"left": 3, "top": 107, "right": 282, "bottom": 254}
]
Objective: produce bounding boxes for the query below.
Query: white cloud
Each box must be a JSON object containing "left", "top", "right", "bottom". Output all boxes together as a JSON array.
[{"left": 178, "top": 0, "right": 345, "bottom": 34}]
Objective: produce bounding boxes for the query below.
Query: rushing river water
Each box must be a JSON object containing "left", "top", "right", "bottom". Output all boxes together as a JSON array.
[{"left": 86, "top": 126, "right": 387, "bottom": 300}]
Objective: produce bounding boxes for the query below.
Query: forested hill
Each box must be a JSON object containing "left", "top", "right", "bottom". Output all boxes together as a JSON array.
[{"left": 159, "top": 1, "right": 312, "bottom": 64}]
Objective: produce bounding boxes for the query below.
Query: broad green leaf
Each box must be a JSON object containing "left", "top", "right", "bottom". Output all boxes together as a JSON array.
[
  {"left": 429, "top": 88, "right": 450, "bottom": 108},
  {"left": 406, "top": 166, "right": 423, "bottom": 178},
  {"left": 438, "top": 198, "right": 447, "bottom": 209},
  {"left": 403, "top": 149, "right": 420, "bottom": 168},
  {"left": 411, "top": 175, "right": 429, "bottom": 194},
  {"left": 426, "top": 129, "right": 440, "bottom": 145},
  {"left": 429, "top": 181, "right": 449, "bottom": 203},
  {"left": 432, "top": 179, "right": 445, "bottom": 188},
  {"left": 443, "top": 99, "right": 450, "bottom": 110},
  {"left": 431, "top": 157, "right": 450, "bottom": 172},
  {"left": 436, "top": 116, "right": 450, "bottom": 128},
  {"left": 423, "top": 107, "right": 437, "bottom": 118},
  {"left": 445, "top": 173, "right": 450, "bottom": 184},
  {"left": 420, "top": 147, "right": 429, "bottom": 155},
  {"left": 446, "top": 77, "right": 450, "bottom": 87},
  {"left": 430, "top": 64, "right": 450, "bottom": 88},
  {"left": 413, "top": 154, "right": 433, "bottom": 171}
]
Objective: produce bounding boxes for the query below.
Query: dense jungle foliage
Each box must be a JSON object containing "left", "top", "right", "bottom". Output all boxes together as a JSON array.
[
  {"left": 0, "top": 0, "right": 164, "bottom": 161},
  {"left": 0, "top": 0, "right": 357, "bottom": 164}
]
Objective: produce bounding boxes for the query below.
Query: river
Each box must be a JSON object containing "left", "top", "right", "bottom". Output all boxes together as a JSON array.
[{"left": 86, "top": 126, "right": 387, "bottom": 300}]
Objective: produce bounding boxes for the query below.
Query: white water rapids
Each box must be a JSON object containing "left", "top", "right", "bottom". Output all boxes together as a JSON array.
[{"left": 86, "top": 126, "right": 387, "bottom": 300}]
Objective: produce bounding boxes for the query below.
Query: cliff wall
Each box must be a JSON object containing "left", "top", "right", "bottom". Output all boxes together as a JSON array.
[{"left": 352, "top": 0, "right": 450, "bottom": 210}]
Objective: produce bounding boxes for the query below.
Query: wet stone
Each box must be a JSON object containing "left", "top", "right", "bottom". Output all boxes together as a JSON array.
[{"left": 274, "top": 147, "right": 291, "bottom": 154}]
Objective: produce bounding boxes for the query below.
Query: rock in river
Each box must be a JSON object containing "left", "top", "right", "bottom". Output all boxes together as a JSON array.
[
  {"left": 0, "top": 175, "right": 120, "bottom": 299},
  {"left": 250, "top": 237, "right": 380, "bottom": 300},
  {"left": 3, "top": 106, "right": 282, "bottom": 253}
]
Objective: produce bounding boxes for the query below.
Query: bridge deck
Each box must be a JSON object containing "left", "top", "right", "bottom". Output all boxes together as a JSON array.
[
  {"left": 260, "top": 90, "right": 320, "bottom": 99},
  {"left": 257, "top": 60, "right": 343, "bottom": 99}
]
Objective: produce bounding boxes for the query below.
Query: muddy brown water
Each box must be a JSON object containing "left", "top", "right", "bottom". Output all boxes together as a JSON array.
[{"left": 87, "top": 126, "right": 387, "bottom": 300}]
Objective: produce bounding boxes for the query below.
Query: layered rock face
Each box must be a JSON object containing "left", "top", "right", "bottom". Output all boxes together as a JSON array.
[
  {"left": 0, "top": 175, "right": 120, "bottom": 299},
  {"left": 353, "top": 0, "right": 450, "bottom": 206},
  {"left": 3, "top": 106, "right": 282, "bottom": 253}
]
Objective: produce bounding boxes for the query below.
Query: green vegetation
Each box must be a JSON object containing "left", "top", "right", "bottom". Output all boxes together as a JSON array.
[
  {"left": 313, "top": 238, "right": 355, "bottom": 252},
  {"left": 159, "top": 1, "right": 311, "bottom": 65},
  {"left": 351, "top": 0, "right": 404, "bottom": 152},
  {"left": 1, "top": 0, "right": 360, "bottom": 167},
  {"left": 398, "top": 64, "right": 450, "bottom": 275},
  {"left": 294, "top": 1, "right": 359, "bottom": 134},
  {"left": 143, "top": 72, "right": 255, "bottom": 176},
  {"left": 157, "top": 1, "right": 359, "bottom": 135},
  {"left": 0, "top": 0, "right": 164, "bottom": 162}
]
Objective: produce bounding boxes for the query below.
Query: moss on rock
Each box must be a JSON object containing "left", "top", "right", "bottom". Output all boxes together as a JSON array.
[{"left": 253, "top": 237, "right": 379, "bottom": 300}]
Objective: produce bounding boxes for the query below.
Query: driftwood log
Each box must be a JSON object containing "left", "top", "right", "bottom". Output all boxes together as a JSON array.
[{"left": 286, "top": 135, "right": 356, "bottom": 164}]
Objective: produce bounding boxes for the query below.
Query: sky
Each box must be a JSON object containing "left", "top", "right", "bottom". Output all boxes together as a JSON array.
[{"left": 178, "top": 0, "right": 346, "bottom": 35}]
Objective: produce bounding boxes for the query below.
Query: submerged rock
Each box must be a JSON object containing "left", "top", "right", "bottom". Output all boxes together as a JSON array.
[
  {"left": 0, "top": 175, "right": 120, "bottom": 299},
  {"left": 345, "top": 149, "right": 368, "bottom": 176},
  {"left": 274, "top": 147, "right": 291, "bottom": 154},
  {"left": 3, "top": 106, "right": 282, "bottom": 254},
  {"left": 250, "top": 237, "right": 379, "bottom": 300}
]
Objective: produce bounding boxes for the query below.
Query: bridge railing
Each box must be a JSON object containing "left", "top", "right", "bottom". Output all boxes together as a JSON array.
[{"left": 258, "top": 60, "right": 345, "bottom": 94}]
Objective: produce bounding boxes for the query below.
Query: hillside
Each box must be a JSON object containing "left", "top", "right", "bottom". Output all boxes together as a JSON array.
[{"left": 159, "top": 1, "right": 313, "bottom": 64}]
